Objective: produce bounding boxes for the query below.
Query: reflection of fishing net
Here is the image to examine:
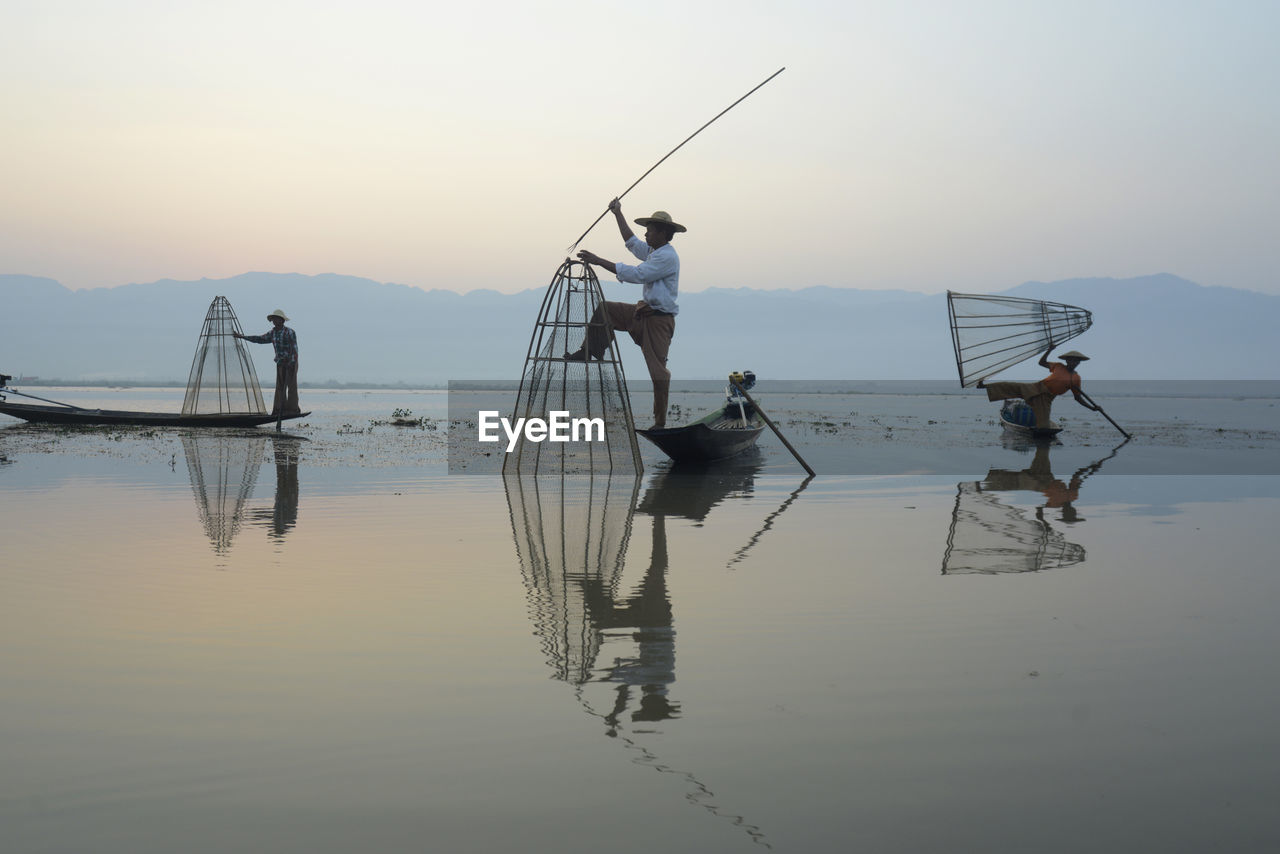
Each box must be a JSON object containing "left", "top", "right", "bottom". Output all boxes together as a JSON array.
[
  {"left": 506, "top": 470, "right": 761, "bottom": 839},
  {"left": 182, "top": 296, "right": 267, "bottom": 415},
  {"left": 942, "top": 482, "right": 1085, "bottom": 574},
  {"left": 504, "top": 474, "right": 641, "bottom": 683},
  {"left": 504, "top": 261, "right": 641, "bottom": 475},
  {"left": 948, "top": 292, "right": 1092, "bottom": 388},
  {"left": 182, "top": 433, "right": 266, "bottom": 554}
]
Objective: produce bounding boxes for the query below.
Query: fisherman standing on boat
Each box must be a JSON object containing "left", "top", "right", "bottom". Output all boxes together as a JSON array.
[
  {"left": 569, "top": 199, "right": 682, "bottom": 429},
  {"left": 977, "top": 345, "right": 1099, "bottom": 427},
  {"left": 234, "top": 310, "right": 300, "bottom": 417}
]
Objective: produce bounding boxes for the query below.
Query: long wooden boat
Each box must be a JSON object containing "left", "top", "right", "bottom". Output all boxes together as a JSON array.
[
  {"left": 0, "top": 400, "right": 308, "bottom": 428},
  {"left": 637, "top": 401, "right": 765, "bottom": 463},
  {"left": 998, "top": 399, "right": 1062, "bottom": 439}
]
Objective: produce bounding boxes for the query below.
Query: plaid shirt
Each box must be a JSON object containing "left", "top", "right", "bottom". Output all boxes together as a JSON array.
[{"left": 245, "top": 326, "right": 298, "bottom": 364}]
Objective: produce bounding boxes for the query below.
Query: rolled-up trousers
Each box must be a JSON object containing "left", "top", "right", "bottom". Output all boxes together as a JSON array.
[{"left": 584, "top": 301, "right": 675, "bottom": 427}]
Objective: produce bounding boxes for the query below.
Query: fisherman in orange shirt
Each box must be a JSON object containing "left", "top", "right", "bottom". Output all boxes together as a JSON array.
[{"left": 978, "top": 344, "right": 1100, "bottom": 428}]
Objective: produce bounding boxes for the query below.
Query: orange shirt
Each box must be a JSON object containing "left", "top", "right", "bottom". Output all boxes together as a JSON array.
[
  {"left": 1041, "top": 479, "right": 1079, "bottom": 507},
  {"left": 1042, "top": 362, "right": 1081, "bottom": 396}
]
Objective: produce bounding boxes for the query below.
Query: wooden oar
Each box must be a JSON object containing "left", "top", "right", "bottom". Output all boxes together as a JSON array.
[
  {"left": 731, "top": 382, "right": 815, "bottom": 476},
  {"left": 1079, "top": 390, "right": 1131, "bottom": 439},
  {"left": 3, "top": 387, "right": 89, "bottom": 409}
]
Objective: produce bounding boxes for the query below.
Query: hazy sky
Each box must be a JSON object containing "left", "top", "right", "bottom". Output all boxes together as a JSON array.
[{"left": 3, "top": 1, "right": 1277, "bottom": 295}]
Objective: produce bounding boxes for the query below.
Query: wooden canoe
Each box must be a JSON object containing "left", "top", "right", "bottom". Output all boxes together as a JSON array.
[
  {"left": 998, "top": 399, "right": 1062, "bottom": 439},
  {"left": 0, "top": 400, "right": 308, "bottom": 428},
  {"left": 637, "top": 402, "right": 765, "bottom": 463}
]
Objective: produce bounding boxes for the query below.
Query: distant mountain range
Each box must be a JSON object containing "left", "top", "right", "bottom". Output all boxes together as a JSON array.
[{"left": 2, "top": 272, "right": 1275, "bottom": 383}]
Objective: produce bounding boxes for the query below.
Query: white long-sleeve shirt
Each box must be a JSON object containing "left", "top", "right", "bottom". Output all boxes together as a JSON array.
[{"left": 615, "top": 236, "right": 679, "bottom": 315}]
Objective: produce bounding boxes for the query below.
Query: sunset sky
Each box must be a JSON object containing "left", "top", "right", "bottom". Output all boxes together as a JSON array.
[{"left": 4, "top": 1, "right": 1277, "bottom": 295}]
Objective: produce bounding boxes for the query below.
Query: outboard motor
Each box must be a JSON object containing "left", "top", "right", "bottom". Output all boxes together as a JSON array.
[{"left": 726, "top": 371, "right": 756, "bottom": 424}]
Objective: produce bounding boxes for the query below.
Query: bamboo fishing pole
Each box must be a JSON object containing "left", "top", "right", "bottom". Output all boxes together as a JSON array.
[{"left": 567, "top": 67, "right": 786, "bottom": 254}]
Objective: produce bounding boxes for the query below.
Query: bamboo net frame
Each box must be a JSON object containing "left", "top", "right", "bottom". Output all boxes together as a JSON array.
[
  {"left": 504, "top": 260, "right": 642, "bottom": 475},
  {"left": 947, "top": 291, "right": 1092, "bottom": 388},
  {"left": 182, "top": 296, "right": 267, "bottom": 415}
]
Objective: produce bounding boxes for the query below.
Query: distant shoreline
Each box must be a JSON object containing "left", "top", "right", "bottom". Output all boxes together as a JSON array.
[
  {"left": 7, "top": 379, "right": 1279, "bottom": 400},
  {"left": 9, "top": 378, "right": 449, "bottom": 391}
]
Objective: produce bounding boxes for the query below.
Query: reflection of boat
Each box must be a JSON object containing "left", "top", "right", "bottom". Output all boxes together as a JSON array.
[
  {"left": 636, "top": 455, "right": 763, "bottom": 521},
  {"left": 999, "top": 399, "right": 1061, "bottom": 439},
  {"left": 638, "top": 456, "right": 812, "bottom": 569},
  {"left": 942, "top": 440, "right": 1125, "bottom": 574},
  {"left": 638, "top": 373, "right": 764, "bottom": 463}
]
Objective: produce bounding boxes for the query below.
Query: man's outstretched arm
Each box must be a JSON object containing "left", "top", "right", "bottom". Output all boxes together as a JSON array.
[{"left": 576, "top": 250, "right": 617, "bottom": 275}]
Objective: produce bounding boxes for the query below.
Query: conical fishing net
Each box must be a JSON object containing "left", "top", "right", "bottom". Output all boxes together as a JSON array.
[
  {"left": 504, "top": 260, "right": 642, "bottom": 475},
  {"left": 182, "top": 296, "right": 267, "bottom": 415},
  {"left": 947, "top": 292, "right": 1092, "bottom": 388}
]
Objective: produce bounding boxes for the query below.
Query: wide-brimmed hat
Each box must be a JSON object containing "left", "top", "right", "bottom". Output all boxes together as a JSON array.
[
  {"left": 633, "top": 211, "right": 687, "bottom": 233},
  {"left": 1058, "top": 350, "right": 1089, "bottom": 361},
  {"left": 267, "top": 309, "right": 290, "bottom": 321}
]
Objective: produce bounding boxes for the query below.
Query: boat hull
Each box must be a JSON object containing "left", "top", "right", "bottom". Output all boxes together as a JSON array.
[
  {"left": 0, "top": 401, "right": 309, "bottom": 428},
  {"left": 637, "top": 406, "right": 764, "bottom": 463}
]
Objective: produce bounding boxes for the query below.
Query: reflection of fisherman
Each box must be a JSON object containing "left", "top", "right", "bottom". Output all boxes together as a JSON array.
[
  {"left": 569, "top": 199, "right": 683, "bottom": 429},
  {"left": 248, "top": 437, "right": 300, "bottom": 540},
  {"left": 983, "top": 444, "right": 1084, "bottom": 523},
  {"left": 580, "top": 514, "right": 678, "bottom": 730},
  {"left": 978, "top": 344, "right": 1099, "bottom": 427},
  {"left": 234, "top": 309, "right": 300, "bottom": 417},
  {"left": 268, "top": 438, "right": 300, "bottom": 539}
]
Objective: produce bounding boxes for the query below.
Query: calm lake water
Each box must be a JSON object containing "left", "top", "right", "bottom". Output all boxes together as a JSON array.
[{"left": 3, "top": 386, "right": 1279, "bottom": 852}]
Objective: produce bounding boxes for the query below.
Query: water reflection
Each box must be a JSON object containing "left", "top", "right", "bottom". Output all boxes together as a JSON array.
[
  {"left": 181, "top": 432, "right": 303, "bottom": 554},
  {"left": 638, "top": 454, "right": 811, "bottom": 569},
  {"left": 504, "top": 474, "right": 642, "bottom": 685},
  {"left": 726, "top": 475, "right": 813, "bottom": 569},
  {"left": 181, "top": 432, "right": 266, "bottom": 554},
  {"left": 636, "top": 455, "right": 764, "bottom": 523},
  {"left": 251, "top": 435, "right": 301, "bottom": 541},
  {"left": 504, "top": 467, "right": 773, "bottom": 848},
  {"left": 942, "top": 440, "right": 1127, "bottom": 574}
]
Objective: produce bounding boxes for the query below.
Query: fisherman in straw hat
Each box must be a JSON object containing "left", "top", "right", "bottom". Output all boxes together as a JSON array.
[
  {"left": 569, "top": 198, "right": 685, "bottom": 428},
  {"left": 234, "top": 309, "right": 301, "bottom": 417},
  {"left": 977, "top": 343, "right": 1100, "bottom": 428}
]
